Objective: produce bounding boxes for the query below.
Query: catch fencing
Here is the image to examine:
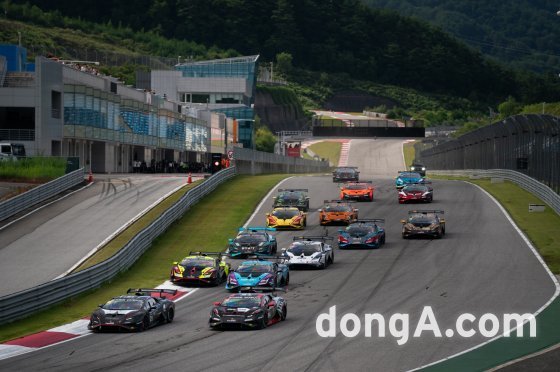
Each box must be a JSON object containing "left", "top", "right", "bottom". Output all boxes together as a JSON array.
[
  {"left": 0, "top": 167, "right": 236, "bottom": 324},
  {"left": 0, "top": 168, "right": 84, "bottom": 223},
  {"left": 420, "top": 114, "right": 560, "bottom": 193},
  {"left": 233, "top": 147, "right": 330, "bottom": 174}
]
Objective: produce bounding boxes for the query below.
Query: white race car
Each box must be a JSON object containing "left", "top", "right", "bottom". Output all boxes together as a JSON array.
[{"left": 281, "top": 236, "right": 334, "bottom": 269}]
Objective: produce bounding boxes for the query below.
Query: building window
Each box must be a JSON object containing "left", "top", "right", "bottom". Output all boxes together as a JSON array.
[
  {"left": 179, "top": 93, "right": 191, "bottom": 103},
  {"left": 51, "top": 91, "right": 61, "bottom": 119},
  {"left": 216, "top": 97, "right": 239, "bottom": 104},
  {"left": 192, "top": 94, "right": 210, "bottom": 104}
]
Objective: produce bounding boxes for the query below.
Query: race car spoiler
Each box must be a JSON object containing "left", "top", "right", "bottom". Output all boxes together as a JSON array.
[
  {"left": 334, "top": 166, "right": 358, "bottom": 169},
  {"left": 238, "top": 227, "right": 276, "bottom": 232},
  {"left": 323, "top": 199, "right": 355, "bottom": 204},
  {"left": 242, "top": 255, "right": 286, "bottom": 261},
  {"left": 127, "top": 288, "right": 178, "bottom": 297},
  {"left": 277, "top": 188, "right": 308, "bottom": 192},
  {"left": 352, "top": 219, "right": 385, "bottom": 224},
  {"left": 293, "top": 236, "right": 334, "bottom": 241},
  {"left": 188, "top": 251, "right": 222, "bottom": 256},
  {"left": 408, "top": 210, "right": 444, "bottom": 214},
  {"left": 238, "top": 286, "right": 286, "bottom": 293}
]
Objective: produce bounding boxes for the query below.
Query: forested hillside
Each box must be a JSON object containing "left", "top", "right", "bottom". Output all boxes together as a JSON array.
[
  {"left": 5, "top": 0, "right": 559, "bottom": 105},
  {"left": 363, "top": 0, "right": 560, "bottom": 73}
]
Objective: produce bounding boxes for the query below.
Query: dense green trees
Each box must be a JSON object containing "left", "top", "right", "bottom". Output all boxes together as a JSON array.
[{"left": 6, "top": 0, "right": 559, "bottom": 105}]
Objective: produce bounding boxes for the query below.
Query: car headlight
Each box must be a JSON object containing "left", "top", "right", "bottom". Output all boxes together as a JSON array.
[
  {"left": 411, "top": 167, "right": 415, "bottom": 170},
  {"left": 258, "top": 242, "right": 264, "bottom": 246},
  {"left": 396, "top": 178, "right": 403, "bottom": 185}
]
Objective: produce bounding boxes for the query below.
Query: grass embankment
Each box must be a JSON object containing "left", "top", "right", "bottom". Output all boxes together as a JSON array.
[
  {"left": 403, "top": 141, "right": 416, "bottom": 168},
  {"left": 0, "top": 174, "right": 288, "bottom": 343},
  {"left": 303, "top": 141, "right": 342, "bottom": 166},
  {"left": 0, "top": 157, "right": 66, "bottom": 182}
]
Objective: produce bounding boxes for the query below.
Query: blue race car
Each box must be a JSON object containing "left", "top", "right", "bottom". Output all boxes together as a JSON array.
[
  {"left": 395, "top": 171, "right": 425, "bottom": 189},
  {"left": 226, "top": 227, "right": 277, "bottom": 258},
  {"left": 226, "top": 259, "right": 289, "bottom": 291},
  {"left": 338, "top": 219, "right": 386, "bottom": 249}
]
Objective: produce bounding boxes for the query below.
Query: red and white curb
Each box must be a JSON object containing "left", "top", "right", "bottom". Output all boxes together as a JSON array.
[
  {"left": 338, "top": 140, "right": 351, "bottom": 166},
  {"left": 0, "top": 282, "right": 193, "bottom": 361}
]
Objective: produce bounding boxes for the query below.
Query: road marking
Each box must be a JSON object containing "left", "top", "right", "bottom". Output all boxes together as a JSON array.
[
  {"left": 0, "top": 181, "right": 93, "bottom": 233},
  {"left": 242, "top": 177, "right": 295, "bottom": 228},
  {"left": 409, "top": 181, "right": 560, "bottom": 371}
]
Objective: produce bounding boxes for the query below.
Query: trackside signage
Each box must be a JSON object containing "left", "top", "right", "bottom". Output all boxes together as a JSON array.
[{"left": 315, "top": 306, "right": 536, "bottom": 345}]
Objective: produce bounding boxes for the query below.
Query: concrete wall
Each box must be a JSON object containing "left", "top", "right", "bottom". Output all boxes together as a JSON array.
[{"left": 36, "top": 58, "right": 64, "bottom": 156}]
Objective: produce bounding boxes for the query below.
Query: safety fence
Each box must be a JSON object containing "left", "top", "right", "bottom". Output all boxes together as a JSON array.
[
  {"left": 429, "top": 169, "right": 560, "bottom": 216},
  {"left": 0, "top": 168, "right": 84, "bottom": 223},
  {"left": 0, "top": 167, "right": 236, "bottom": 324},
  {"left": 420, "top": 114, "right": 560, "bottom": 193}
]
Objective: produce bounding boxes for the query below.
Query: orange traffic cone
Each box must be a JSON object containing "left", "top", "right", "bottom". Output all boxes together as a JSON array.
[
  {"left": 187, "top": 172, "right": 192, "bottom": 184},
  {"left": 88, "top": 169, "right": 93, "bottom": 183}
]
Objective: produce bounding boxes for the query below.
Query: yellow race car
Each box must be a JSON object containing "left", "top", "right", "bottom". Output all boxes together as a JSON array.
[
  {"left": 170, "top": 252, "right": 230, "bottom": 286},
  {"left": 266, "top": 206, "right": 307, "bottom": 229}
]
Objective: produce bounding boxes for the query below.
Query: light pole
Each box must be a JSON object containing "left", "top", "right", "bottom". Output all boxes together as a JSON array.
[{"left": 177, "top": 55, "right": 181, "bottom": 65}]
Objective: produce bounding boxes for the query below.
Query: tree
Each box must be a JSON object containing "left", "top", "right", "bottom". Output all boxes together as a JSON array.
[
  {"left": 255, "top": 126, "right": 277, "bottom": 153},
  {"left": 497, "top": 96, "right": 522, "bottom": 119},
  {"left": 275, "top": 52, "right": 293, "bottom": 77}
]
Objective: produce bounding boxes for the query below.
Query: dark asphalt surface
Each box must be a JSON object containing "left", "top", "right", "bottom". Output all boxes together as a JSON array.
[{"left": 0, "top": 140, "right": 555, "bottom": 371}]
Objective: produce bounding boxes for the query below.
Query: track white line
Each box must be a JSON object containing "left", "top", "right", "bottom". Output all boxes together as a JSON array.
[
  {"left": 409, "top": 181, "right": 560, "bottom": 371},
  {"left": 242, "top": 177, "right": 295, "bottom": 228}
]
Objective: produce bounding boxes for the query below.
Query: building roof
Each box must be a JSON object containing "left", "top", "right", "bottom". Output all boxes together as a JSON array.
[{"left": 176, "top": 55, "right": 259, "bottom": 67}]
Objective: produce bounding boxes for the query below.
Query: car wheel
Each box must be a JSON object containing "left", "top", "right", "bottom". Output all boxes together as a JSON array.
[
  {"left": 285, "top": 273, "right": 290, "bottom": 285},
  {"left": 402, "top": 232, "right": 407, "bottom": 239},
  {"left": 139, "top": 316, "right": 149, "bottom": 332},
  {"left": 166, "top": 308, "right": 175, "bottom": 323},
  {"left": 281, "top": 305, "right": 287, "bottom": 321},
  {"left": 258, "top": 312, "right": 268, "bottom": 329}
]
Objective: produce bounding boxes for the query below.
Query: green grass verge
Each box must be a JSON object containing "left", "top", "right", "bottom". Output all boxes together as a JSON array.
[
  {"left": 0, "top": 174, "right": 288, "bottom": 343},
  {"left": 305, "top": 141, "right": 342, "bottom": 165},
  {"left": 74, "top": 180, "right": 201, "bottom": 272},
  {"left": 0, "top": 157, "right": 66, "bottom": 182},
  {"left": 403, "top": 141, "right": 416, "bottom": 168}
]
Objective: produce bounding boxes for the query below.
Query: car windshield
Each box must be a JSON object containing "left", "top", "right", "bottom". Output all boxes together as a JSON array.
[
  {"left": 409, "top": 214, "right": 438, "bottom": 223},
  {"left": 345, "top": 184, "right": 367, "bottom": 190},
  {"left": 236, "top": 234, "right": 267, "bottom": 243},
  {"left": 237, "top": 264, "right": 272, "bottom": 274},
  {"left": 288, "top": 243, "right": 321, "bottom": 255},
  {"left": 272, "top": 209, "right": 299, "bottom": 219},
  {"left": 347, "top": 225, "right": 374, "bottom": 235},
  {"left": 103, "top": 298, "right": 144, "bottom": 310},
  {"left": 180, "top": 258, "right": 215, "bottom": 267},
  {"left": 279, "top": 192, "right": 302, "bottom": 200},
  {"left": 399, "top": 172, "right": 422, "bottom": 179},
  {"left": 403, "top": 185, "right": 428, "bottom": 192},
  {"left": 324, "top": 204, "right": 351, "bottom": 212},
  {"left": 221, "top": 296, "right": 261, "bottom": 308}
]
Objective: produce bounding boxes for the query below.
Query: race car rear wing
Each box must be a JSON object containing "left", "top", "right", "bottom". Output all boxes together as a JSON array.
[
  {"left": 238, "top": 286, "right": 287, "bottom": 293},
  {"left": 127, "top": 288, "right": 178, "bottom": 298},
  {"left": 238, "top": 227, "right": 276, "bottom": 232},
  {"left": 188, "top": 251, "right": 222, "bottom": 257},
  {"left": 408, "top": 210, "right": 444, "bottom": 214},
  {"left": 277, "top": 188, "right": 308, "bottom": 192},
  {"left": 352, "top": 219, "right": 385, "bottom": 224},
  {"left": 293, "top": 236, "right": 334, "bottom": 242},
  {"left": 323, "top": 199, "right": 355, "bottom": 204}
]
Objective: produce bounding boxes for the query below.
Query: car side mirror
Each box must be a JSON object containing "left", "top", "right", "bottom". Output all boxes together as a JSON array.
[
  {"left": 228, "top": 238, "right": 233, "bottom": 243},
  {"left": 355, "top": 209, "right": 359, "bottom": 212},
  {"left": 305, "top": 196, "right": 310, "bottom": 200},
  {"left": 318, "top": 209, "right": 322, "bottom": 212},
  {"left": 266, "top": 213, "right": 270, "bottom": 217},
  {"left": 440, "top": 219, "right": 446, "bottom": 223},
  {"left": 150, "top": 306, "right": 157, "bottom": 310},
  {"left": 400, "top": 219, "right": 406, "bottom": 224},
  {"left": 337, "top": 229, "right": 343, "bottom": 233},
  {"left": 213, "top": 301, "right": 221, "bottom": 306},
  {"left": 281, "top": 248, "right": 287, "bottom": 252},
  {"left": 98, "top": 304, "right": 104, "bottom": 308}
]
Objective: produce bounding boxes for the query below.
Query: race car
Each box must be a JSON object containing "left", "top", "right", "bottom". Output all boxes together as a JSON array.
[
  {"left": 410, "top": 162, "right": 427, "bottom": 177},
  {"left": 227, "top": 227, "right": 277, "bottom": 257},
  {"left": 398, "top": 184, "right": 433, "bottom": 203},
  {"left": 281, "top": 236, "right": 334, "bottom": 269},
  {"left": 88, "top": 288, "right": 176, "bottom": 332},
  {"left": 272, "top": 189, "right": 310, "bottom": 211},
  {"left": 319, "top": 200, "right": 358, "bottom": 225},
  {"left": 266, "top": 206, "right": 307, "bottom": 229},
  {"left": 226, "top": 259, "right": 289, "bottom": 291},
  {"left": 170, "top": 252, "right": 230, "bottom": 285},
  {"left": 209, "top": 288, "right": 287, "bottom": 329},
  {"left": 333, "top": 166, "right": 360, "bottom": 182},
  {"left": 337, "top": 219, "right": 386, "bottom": 249},
  {"left": 395, "top": 171, "right": 425, "bottom": 189},
  {"left": 401, "top": 210, "right": 446, "bottom": 239},
  {"left": 340, "top": 181, "right": 374, "bottom": 201}
]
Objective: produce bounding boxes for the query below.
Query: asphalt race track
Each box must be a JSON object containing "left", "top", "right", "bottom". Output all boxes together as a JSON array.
[
  {"left": 0, "top": 139, "right": 555, "bottom": 371},
  {"left": 0, "top": 174, "right": 190, "bottom": 297}
]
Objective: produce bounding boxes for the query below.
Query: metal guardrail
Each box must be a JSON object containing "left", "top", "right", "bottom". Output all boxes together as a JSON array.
[
  {"left": 0, "top": 167, "right": 236, "bottom": 324},
  {"left": 429, "top": 169, "right": 560, "bottom": 215},
  {"left": 0, "top": 168, "right": 84, "bottom": 223}
]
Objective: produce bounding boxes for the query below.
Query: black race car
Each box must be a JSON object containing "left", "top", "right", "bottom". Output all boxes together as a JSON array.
[
  {"left": 272, "top": 189, "right": 310, "bottom": 211},
  {"left": 401, "top": 210, "right": 446, "bottom": 239},
  {"left": 88, "top": 288, "right": 176, "bottom": 332},
  {"left": 209, "top": 287, "right": 287, "bottom": 329},
  {"left": 410, "top": 162, "right": 426, "bottom": 177},
  {"left": 333, "top": 167, "right": 360, "bottom": 182}
]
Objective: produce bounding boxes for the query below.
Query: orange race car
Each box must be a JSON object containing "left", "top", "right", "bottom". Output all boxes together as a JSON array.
[
  {"left": 318, "top": 200, "right": 359, "bottom": 226},
  {"left": 339, "top": 181, "right": 374, "bottom": 202}
]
